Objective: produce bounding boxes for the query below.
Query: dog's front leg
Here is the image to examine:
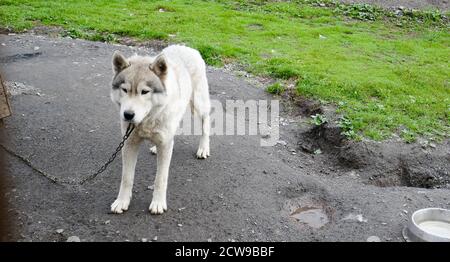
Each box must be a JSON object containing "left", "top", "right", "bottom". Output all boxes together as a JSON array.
[
  {"left": 149, "top": 139, "right": 174, "bottom": 214},
  {"left": 111, "top": 134, "right": 141, "bottom": 214}
]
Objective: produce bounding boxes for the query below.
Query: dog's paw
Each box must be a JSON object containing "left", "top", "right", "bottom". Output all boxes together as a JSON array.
[
  {"left": 111, "top": 198, "right": 130, "bottom": 214},
  {"left": 149, "top": 199, "right": 167, "bottom": 215},
  {"left": 150, "top": 146, "right": 157, "bottom": 155},
  {"left": 196, "top": 145, "right": 210, "bottom": 159}
]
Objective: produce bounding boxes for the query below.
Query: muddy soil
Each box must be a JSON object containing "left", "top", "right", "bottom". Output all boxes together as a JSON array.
[{"left": 279, "top": 91, "right": 450, "bottom": 190}]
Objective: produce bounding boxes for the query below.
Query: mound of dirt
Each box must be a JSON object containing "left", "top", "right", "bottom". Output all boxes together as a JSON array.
[
  {"left": 287, "top": 91, "right": 450, "bottom": 189},
  {"left": 297, "top": 120, "right": 450, "bottom": 189}
]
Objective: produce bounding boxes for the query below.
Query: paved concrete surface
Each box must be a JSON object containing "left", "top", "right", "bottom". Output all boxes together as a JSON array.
[{"left": 0, "top": 34, "right": 448, "bottom": 242}]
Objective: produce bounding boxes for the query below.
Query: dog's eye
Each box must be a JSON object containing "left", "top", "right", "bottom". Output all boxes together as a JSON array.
[
  {"left": 141, "top": 90, "right": 150, "bottom": 95},
  {"left": 121, "top": 88, "right": 127, "bottom": 93}
]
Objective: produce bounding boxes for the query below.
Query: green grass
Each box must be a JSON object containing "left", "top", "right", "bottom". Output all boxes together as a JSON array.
[
  {"left": 311, "top": 113, "right": 328, "bottom": 126},
  {"left": 1, "top": 0, "right": 449, "bottom": 142},
  {"left": 266, "top": 82, "right": 285, "bottom": 95}
]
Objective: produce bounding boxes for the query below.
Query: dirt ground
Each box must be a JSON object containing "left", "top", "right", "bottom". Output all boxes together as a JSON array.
[{"left": 0, "top": 32, "right": 448, "bottom": 242}]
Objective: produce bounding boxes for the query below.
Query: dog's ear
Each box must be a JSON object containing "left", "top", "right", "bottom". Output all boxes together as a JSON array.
[
  {"left": 112, "top": 51, "right": 129, "bottom": 74},
  {"left": 150, "top": 54, "right": 167, "bottom": 78}
]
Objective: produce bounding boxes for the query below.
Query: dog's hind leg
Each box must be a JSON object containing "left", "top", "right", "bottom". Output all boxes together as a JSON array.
[
  {"left": 111, "top": 129, "right": 142, "bottom": 214},
  {"left": 149, "top": 139, "right": 174, "bottom": 214},
  {"left": 196, "top": 113, "right": 210, "bottom": 159},
  {"left": 192, "top": 74, "right": 211, "bottom": 159}
]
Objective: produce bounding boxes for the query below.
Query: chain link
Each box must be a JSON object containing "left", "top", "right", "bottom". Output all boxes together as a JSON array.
[
  {"left": 1, "top": 124, "right": 135, "bottom": 186},
  {"left": 77, "top": 123, "right": 135, "bottom": 185}
]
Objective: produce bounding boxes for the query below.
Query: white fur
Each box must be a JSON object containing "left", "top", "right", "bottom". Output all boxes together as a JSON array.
[{"left": 110, "top": 45, "right": 211, "bottom": 215}]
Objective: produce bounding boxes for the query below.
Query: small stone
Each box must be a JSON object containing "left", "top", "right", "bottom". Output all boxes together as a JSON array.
[
  {"left": 177, "top": 223, "right": 183, "bottom": 227},
  {"left": 186, "top": 178, "right": 192, "bottom": 182},
  {"left": 147, "top": 185, "right": 154, "bottom": 190},
  {"left": 105, "top": 220, "right": 110, "bottom": 225},
  {"left": 276, "top": 140, "right": 287, "bottom": 146},
  {"left": 367, "top": 236, "right": 381, "bottom": 242},
  {"left": 348, "top": 171, "right": 359, "bottom": 178},
  {"left": 141, "top": 238, "right": 148, "bottom": 242},
  {"left": 207, "top": 238, "right": 212, "bottom": 242},
  {"left": 34, "top": 46, "right": 40, "bottom": 51},
  {"left": 67, "top": 236, "right": 80, "bottom": 242},
  {"left": 343, "top": 213, "right": 367, "bottom": 223},
  {"left": 56, "top": 229, "right": 64, "bottom": 234},
  {"left": 153, "top": 236, "right": 158, "bottom": 241}
]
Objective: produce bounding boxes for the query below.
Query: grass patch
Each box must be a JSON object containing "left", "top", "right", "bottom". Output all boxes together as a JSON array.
[
  {"left": 266, "top": 82, "right": 285, "bottom": 95},
  {"left": 62, "top": 28, "right": 117, "bottom": 42},
  {"left": 196, "top": 44, "right": 224, "bottom": 66},
  {"left": 0, "top": 0, "right": 448, "bottom": 142},
  {"left": 311, "top": 113, "right": 328, "bottom": 126}
]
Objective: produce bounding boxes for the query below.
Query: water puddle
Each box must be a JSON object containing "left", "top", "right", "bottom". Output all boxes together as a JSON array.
[{"left": 290, "top": 206, "right": 329, "bottom": 229}]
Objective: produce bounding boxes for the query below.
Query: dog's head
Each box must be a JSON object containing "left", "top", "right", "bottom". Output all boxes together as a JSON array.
[{"left": 110, "top": 51, "right": 168, "bottom": 124}]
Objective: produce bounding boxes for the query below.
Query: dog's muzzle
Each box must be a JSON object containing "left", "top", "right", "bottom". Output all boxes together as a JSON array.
[{"left": 123, "top": 111, "right": 135, "bottom": 121}]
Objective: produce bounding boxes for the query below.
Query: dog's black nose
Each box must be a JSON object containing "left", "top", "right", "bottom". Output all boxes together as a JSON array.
[{"left": 123, "top": 111, "right": 135, "bottom": 121}]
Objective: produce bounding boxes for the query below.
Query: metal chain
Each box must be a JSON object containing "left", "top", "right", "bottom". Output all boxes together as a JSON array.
[
  {"left": 1, "top": 123, "right": 135, "bottom": 186},
  {"left": 77, "top": 123, "right": 135, "bottom": 185}
]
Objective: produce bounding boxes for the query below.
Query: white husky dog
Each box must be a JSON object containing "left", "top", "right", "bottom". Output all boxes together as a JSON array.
[{"left": 110, "top": 45, "right": 211, "bottom": 214}]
